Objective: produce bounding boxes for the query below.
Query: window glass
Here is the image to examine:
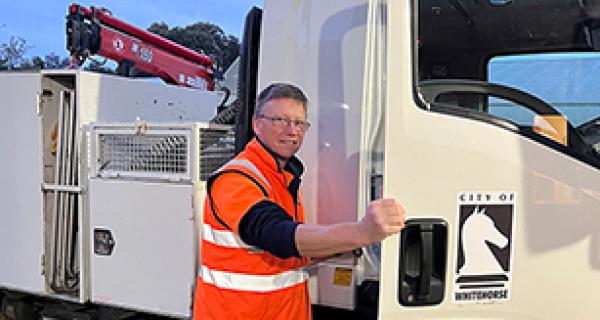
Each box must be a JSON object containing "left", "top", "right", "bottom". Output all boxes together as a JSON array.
[{"left": 489, "top": 54, "right": 600, "bottom": 127}]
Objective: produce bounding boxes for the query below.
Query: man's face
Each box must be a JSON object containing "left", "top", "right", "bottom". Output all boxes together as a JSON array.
[{"left": 252, "top": 98, "right": 308, "bottom": 159}]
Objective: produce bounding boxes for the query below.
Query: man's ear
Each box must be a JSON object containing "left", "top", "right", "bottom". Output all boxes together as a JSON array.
[{"left": 252, "top": 116, "right": 260, "bottom": 135}]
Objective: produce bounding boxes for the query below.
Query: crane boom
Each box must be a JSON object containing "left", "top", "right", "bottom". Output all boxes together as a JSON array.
[{"left": 66, "top": 3, "right": 215, "bottom": 90}]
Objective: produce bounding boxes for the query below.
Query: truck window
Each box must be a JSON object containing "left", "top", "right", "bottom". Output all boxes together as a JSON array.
[
  {"left": 489, "top": 54, "right": 600, "bottom": 127},
  {"left": 415, "top": 0, "right": 600, "bottom": 165}
]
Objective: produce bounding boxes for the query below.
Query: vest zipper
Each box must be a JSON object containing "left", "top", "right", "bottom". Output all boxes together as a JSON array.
[{"left": 282, "top": 171, "right": 300, "bottom": 221}]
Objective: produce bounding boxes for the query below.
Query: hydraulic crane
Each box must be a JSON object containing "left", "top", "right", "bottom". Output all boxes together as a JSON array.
[{"left": 66, "top": 3, "right": 215, "bottom": 90}]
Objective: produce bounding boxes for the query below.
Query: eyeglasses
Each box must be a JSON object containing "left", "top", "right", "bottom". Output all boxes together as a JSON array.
[{"left": 257, "top": 114, "right": 311, "bottom": 131}]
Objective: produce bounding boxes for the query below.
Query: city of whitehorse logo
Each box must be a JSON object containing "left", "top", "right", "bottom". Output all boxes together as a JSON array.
[
  {"left": 454, "top": 193, "right": 515, "bottom": 304},
  {"left": 459, "top": 206, "right": 508, "bottom": 275}
]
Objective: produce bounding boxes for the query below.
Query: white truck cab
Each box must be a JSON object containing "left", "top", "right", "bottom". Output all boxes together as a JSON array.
[{"left": 256, "top": 0, "right": 600, "bottom": 318}]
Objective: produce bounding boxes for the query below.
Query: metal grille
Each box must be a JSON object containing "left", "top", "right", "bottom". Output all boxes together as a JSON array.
[
  {"left": 98, "top": 133, "right": 189, "bottom": 178},
  {"left": 199, "top": 128, "right": 235, "bottom": 181}
]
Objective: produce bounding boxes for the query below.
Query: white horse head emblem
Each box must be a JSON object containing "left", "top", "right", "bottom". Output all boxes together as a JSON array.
[{"left": 460, "top": 206, "right": 508, "bottom": 275}]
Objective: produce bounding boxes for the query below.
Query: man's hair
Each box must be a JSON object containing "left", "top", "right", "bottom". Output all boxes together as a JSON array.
[{"left": 254, "top": 83, "right": 308, "bottom": 116}]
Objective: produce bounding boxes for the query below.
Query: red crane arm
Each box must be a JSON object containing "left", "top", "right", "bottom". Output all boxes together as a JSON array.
[{"left": 66, "top": 3, "right": 215, "bottom": 90}]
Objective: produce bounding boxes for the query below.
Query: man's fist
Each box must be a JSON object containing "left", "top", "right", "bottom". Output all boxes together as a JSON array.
[{"left": 358, "top": 198, "right": 406, "bottom": 244}]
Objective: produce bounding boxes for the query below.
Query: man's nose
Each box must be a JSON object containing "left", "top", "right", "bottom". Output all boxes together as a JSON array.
[
  {"left": 284, "top": 126, "right": 298, "bottom": 135},
  {"left": 284, "top": 122, "right": 302, "bottom": 134}
]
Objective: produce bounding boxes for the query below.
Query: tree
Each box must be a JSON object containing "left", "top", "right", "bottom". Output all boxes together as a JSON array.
[
  {"left": 148, "top": 21, "right": 240, "bottom": 71},
  {"left": 31, "top": 56, "right": 45, "bottom": 69},
  {"left": 84, "top": 59, "right": 116, "bottom": 74},
  {"left": 0, "top": 36, "right": 32, "bottom": 70},
  {"left": 43, "top": 53, "right": 70, "bottom": 69},
  {"left": 4, "top": 52, "right": 70, "bottom": 71},
  {"left": 17, "top": 59, "right": 35, "bottom": 70}
]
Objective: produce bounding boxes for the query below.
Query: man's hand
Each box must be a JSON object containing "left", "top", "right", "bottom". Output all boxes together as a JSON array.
[
  {"left": 295, "top": 198, "right": 406, "bottom": 258},
  {"left": 358, "top": 198, "right": 406, "bottom": 244}
]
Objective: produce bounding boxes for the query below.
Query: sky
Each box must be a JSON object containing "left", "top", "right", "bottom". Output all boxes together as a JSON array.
[{"left": 0, "top": 0, "right": 263, "bottom": 59}]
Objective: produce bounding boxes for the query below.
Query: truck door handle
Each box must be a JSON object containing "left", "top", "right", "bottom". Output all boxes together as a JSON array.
[
  {"left": 398, "top": 218, "right": 448, "bottom": 306},
  {"left": 418, "top": 224, "right": 433, "bottom": 300}
]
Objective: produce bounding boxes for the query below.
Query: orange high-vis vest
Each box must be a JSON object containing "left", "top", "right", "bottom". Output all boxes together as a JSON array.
[{"left": 193, "top": 139, "right": 311, "bottom": 320}]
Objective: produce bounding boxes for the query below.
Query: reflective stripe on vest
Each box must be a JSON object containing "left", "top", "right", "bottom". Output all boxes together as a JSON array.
[
  {"left": 203, "top": 223, "right": 261, "bottom": 250},
  {"left": 218, "top": 159, "right": 272, "bottom": 191},
  {"left": 200, "top": 265, "right": 309, "bottom": 292}
]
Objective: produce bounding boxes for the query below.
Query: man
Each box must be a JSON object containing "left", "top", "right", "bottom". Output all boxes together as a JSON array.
[{"left": 193, "top": 83, "right": 406, "bottom": 320}]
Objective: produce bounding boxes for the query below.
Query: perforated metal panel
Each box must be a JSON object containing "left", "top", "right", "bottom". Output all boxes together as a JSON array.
[
  {"left": 98, "top": 134, "right": 189, "bottom": 175},
  {"left": 89, "top": 123, "right": 234, "bottom": 182}
]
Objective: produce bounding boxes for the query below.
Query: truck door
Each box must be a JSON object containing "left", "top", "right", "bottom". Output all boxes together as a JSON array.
[{"left": 379, "top": 0, "right": 600, "bottom": 319}]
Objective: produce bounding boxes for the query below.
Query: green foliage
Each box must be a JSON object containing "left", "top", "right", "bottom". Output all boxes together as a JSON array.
[{"left": 148, "top": 21, "right": 240, "bottom": 71}]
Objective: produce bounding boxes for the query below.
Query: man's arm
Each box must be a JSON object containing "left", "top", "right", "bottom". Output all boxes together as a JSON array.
[
  {"left": 295, "top": 198, "right": 405, "bottom": 258},
  {"left": 238, "top": 198, "right": 405, "bottom": 259}
]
